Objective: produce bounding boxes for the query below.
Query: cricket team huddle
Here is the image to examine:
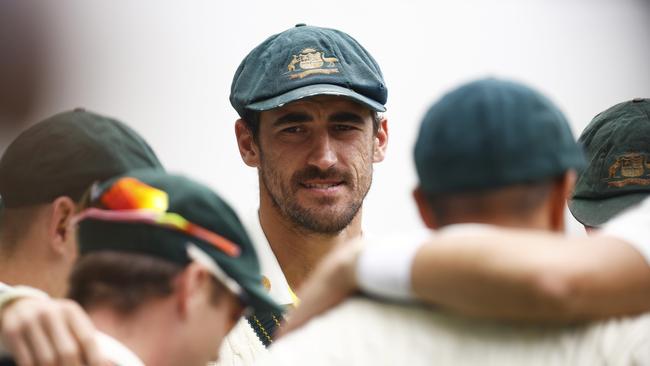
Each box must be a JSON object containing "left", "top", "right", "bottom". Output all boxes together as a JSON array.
[{"left": 1, "top": 24, "right": 650, "bottom": 366}]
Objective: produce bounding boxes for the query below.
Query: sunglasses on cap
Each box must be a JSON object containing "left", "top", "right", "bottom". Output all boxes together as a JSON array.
[
  {"left": 75, "top": 177, "right": 240, "bottom": 257},
  {"left": 73, "top": 177, "right": 249, "bottom": 303}
]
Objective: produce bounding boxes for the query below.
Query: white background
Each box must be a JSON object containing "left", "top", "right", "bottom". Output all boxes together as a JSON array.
[{"left": 2, "top": 0, "right": 649, "bottom": 236}]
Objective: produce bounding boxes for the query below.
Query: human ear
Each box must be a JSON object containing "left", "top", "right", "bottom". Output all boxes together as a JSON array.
[
  {"left": 372, "top": 118, "right": 388, "bottom": 163},
  {"left": 48, "top": 196, "right": 76, "bottom": 255},
  {"left": 175, "top": 263, "right": 218, "bottom": 319},
  {"left": 413, "top": 187, "right": 439, "bottom": 230},
  {"left": 549, "top": 170, "right": 577, "bottom": 232},
  {"left": 235, "top": 119, "right": 260, "bottom": 167}
]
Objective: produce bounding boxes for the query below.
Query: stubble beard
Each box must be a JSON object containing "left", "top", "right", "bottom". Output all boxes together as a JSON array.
[{"left": 259, "top": 162, "right": 372, "bottom": 235}]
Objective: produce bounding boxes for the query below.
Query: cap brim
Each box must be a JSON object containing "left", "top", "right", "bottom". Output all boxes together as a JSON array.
[
  {"left": 246, "top": 84, "right": 386, "bottom": 113},
  {"left": 568, "top": 192, "right": 650, "bottom": 227},
  {"left": 186, "top": 242, "right": 283, "bottom": 314},
  {"left": 241, "top": 279, "right": 284, "bottom": 314}
]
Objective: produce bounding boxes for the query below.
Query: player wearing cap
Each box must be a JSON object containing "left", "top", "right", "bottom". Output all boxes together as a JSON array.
[
  {"left": 284, "top": 98, "right": 650, "bottom": 331},
  {"left": 569, "top": 99, "right": 650, "bottom": 231},
  {"left": 0, "top": 109, "right": 163, "bottom": 366},
  {"left": 1, "top": 170, "right": 281, "bottom": 366},
  {"left": 220, "top": 24, "right": 389, "bottom": 365},
  {"left": 261, "top": 79, "right": 650, "bottom": 365}
]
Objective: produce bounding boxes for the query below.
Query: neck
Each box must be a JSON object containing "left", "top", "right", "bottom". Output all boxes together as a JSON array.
[
  {"left": 0, "top": 239, "right": 67, "bottom": 297},
  {"left": 439, "top": 208, "right": 556, "bottom": 232},
  {"left": 258, "top": 195, "right": 363, "bottom": 291},
  {"left": 0, "top": 205, "right": 71, "bottom": 296},
  {"left": 89, "top": 303, "right": 177, "bottom": 366}
]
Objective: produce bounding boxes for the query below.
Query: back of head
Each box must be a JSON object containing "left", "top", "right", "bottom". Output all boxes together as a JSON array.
[
  {"left": 69, "top": 250, "right": 188, "bottom": 315},
  {"left": 569, "top": 98, "right": 650, "bottom": 227},
  {"left": 0, "top": 108, "right": 163, "bottom": 208},
  {"left": 414, "top": 78, "right": 584, "bottom": 226}
]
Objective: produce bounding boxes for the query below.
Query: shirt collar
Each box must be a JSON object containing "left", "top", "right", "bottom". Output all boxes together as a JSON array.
[
  {"left": 245, "top": 209, "right": 296, "bottom": 306},
  {"left": 437, "top": 223, "right": 500, "bottom": 236}
]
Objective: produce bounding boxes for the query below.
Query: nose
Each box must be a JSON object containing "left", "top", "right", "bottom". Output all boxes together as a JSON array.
[{"left": 307, "top": 131, "right": 337, "bottom": 171}]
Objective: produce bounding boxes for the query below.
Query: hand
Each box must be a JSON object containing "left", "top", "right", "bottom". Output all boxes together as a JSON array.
[
  {"left": 276, "top": 239, "right": 364, "bottom": 339},
  {"left": 0, "top": 297, "right": 107, "bottom": 366}
]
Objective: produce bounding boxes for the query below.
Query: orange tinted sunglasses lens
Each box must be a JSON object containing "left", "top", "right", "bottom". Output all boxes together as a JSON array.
[{"left": 101, "top": 177, "right": 168, "bottom": 212}]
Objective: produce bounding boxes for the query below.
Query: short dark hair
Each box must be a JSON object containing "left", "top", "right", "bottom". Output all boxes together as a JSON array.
[
  {"left": 68, "top": 251, "right": 226, "bottom": 315},
  {"left": 424, "top": 177, "right": 560, "bottom": 227},
  {"left": 242, "top": 109, "right": 383, "bottom": 141}
]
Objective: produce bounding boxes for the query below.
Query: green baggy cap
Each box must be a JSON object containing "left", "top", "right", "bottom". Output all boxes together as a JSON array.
[
  {"left": 569, "top": 98, "right": 650, "bottom": 227},
  {"left": 76, "top": 169, "right": 282, "bottom": 315},
  {"left": 414, "top": 78, "right": 585, "bottom": 195},
  {"left": 230, "top": 24, "right": 387, "bottom": 117},
  {"left": 0, "top": 109, "right": 163, "bottom": 207}
]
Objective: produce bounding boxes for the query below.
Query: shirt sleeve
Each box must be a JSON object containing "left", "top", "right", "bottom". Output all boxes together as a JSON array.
[
  {"left": 356, "top": 229, "right": 431, "bottom": 302},
  {"left": 600, "top": 197, "right": 650, "bottom": 265}
]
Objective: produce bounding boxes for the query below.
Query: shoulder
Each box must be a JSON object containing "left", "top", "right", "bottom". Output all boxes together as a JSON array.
[
  {"left": 217, "top": 317, "right": 266, "bottom": 366},
  {"left": 257, "top": 297, "right": 440, "bottom": 366},
  {"left": 587, "top": 312, "right": 650, "bottom": 364},
  {"left": 96, "top": 332, "right": 145, "bottom": 366}
]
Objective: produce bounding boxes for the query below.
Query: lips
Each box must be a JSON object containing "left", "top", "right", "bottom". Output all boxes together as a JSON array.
[
  {"left": 292, "top": 166, "right": 351, "bottom": 192},
  {"left": 301, "top": 181, "right": 344, "bottom": 189},
  {"left": 299, "top": 180, "right": 345, "bottom": 201}
]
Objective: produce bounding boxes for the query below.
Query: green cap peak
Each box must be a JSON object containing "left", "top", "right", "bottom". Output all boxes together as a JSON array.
[{"left": 230, "top": 25, "right": 387, "bottom": 118}]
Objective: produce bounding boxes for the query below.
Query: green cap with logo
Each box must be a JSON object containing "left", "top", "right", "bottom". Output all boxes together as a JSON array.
[
  {"left": 569, "top": 98, "right": 650, "bottom": 227},
  {"left": 0, "top": 109, "right": 163, "bottom": 208},
  {"left": 75, "top": 169, "right": 282, "bottom": 314},
  {"left": 414, "top": 78, "right": 585, "bottom": 195},
  {"left": 230, "top": 24, "right": 387, "bottom": 118}
]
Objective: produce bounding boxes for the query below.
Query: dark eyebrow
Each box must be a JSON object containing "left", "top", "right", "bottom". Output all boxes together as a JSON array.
[
  {"left": 273, "top": 112, "right": 313, "bottom": 126},
  {"left": 329, "top": 112, "right": 364, "bottom": 124}
]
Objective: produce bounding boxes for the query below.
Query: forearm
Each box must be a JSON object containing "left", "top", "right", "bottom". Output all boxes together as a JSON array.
[
  {"left": 280, "top": 223, "right": 650, "bottom": 337},
  {"left": 410, "top": 231, "right": 650, "bottom": 322}
]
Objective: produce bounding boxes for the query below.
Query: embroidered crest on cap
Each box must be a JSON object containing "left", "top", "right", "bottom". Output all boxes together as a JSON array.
[
  {"left": 286, "top": 48, "right": 339, "bottom": 79},
  {"left": 604, "top": 153, "right": 650, "bottom": 187}
]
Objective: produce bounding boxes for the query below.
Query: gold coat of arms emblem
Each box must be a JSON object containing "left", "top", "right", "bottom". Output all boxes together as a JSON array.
[
  {"left": 605, "top": 152, "right": 650, "bottom": 187},
  {"left": 287, "top": 48, "right": 339, "bottom": 79}
]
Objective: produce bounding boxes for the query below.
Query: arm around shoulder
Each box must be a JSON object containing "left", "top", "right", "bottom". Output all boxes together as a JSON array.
[{"left": 410, "top": 230, "right": 650, "bottom": 322}]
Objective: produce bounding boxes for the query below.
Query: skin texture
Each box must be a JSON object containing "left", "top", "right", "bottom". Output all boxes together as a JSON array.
[
  {"left": 256, "top": 96, "right": 379, "bottom": 233},
  {"left": 235, "top": 95, "right": 388, "bottom": 290}
]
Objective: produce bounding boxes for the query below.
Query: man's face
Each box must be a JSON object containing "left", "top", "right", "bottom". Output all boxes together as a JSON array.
[{"left": 254, "top": 96, "right": 387, "bottom": 234}]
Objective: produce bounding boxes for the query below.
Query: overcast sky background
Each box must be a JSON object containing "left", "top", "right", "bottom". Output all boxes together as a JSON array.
[{"left": 2, "top": 0, "right": 649, "bottom": 236}]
